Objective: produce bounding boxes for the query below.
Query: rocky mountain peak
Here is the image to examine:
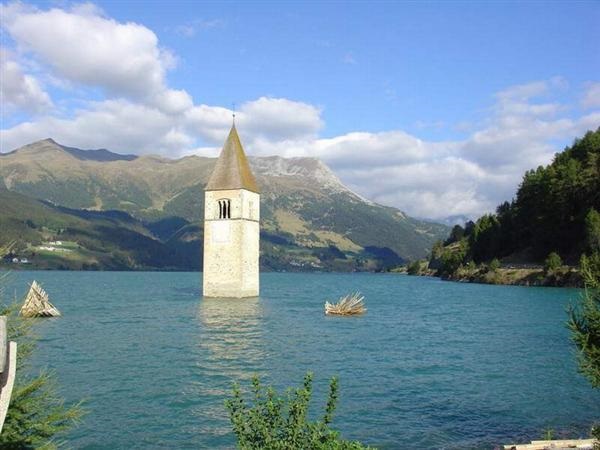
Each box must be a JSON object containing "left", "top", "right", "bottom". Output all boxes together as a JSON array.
[{"left": 249, "top": 155, "right": 357, "bottom": 196}]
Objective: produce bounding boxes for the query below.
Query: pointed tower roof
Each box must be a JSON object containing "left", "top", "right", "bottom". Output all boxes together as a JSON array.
[{"left": 205, "top": 125, "right": 260, "bottom": 193}]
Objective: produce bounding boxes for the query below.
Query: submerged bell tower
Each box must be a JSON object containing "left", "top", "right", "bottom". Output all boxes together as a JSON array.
[{"left": 202, "top": 124, "right": 260, "bottom": 298}]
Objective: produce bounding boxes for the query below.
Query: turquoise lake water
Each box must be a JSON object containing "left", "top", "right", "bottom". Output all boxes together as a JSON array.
[{"left": 5, "top": 271, "right": 600, "bottom": 449}]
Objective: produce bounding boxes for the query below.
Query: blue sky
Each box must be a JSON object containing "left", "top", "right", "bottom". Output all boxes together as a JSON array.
[
  {"left": 75, "top": 1, "right": 600, "bottom": 138},
  {"left": 1, "top": 1, "right": 599, "bottom": 220}
]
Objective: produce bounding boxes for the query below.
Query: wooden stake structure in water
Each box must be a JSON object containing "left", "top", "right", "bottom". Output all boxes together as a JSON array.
[
  {"left": 20, "top": 281, "right": 61, "bottom": 318},
  {"left": 325, "top": 292, "right": 366, "bottom": 315}
]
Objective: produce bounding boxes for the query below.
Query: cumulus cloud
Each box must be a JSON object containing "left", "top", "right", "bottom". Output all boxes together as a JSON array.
[
  {"left": 1, "top": 2, "right": 599, "bottom": 222},
  {"left": 493, "top": 77, "right": 566, "bottom": 118},
  {"left": 182, "top": 97, "right": 323, "bottom": 151},
  {"left": 0, "top": 96, "right": 322, "bottom": 156},
  {"left": 0, "top": 1, "right": 191, "bottom": 113},
  {"left": 239, "top": 97, "right": 323, "bottom": 141},
  {"left": 0, "top": 48, "right": 52, "bottom": 113},
  {"left": 0, "top": 99, "right": 190, "bottom": 153},
  {"left": 2, "top": 76, "right": 598, "bottom": 220}
]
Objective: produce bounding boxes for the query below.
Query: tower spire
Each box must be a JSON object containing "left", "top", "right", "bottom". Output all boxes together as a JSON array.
[{"left": 205, "top": 124, "right": 259, "bottom": 193}]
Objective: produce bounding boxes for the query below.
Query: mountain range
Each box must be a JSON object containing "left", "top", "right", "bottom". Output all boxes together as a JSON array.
[{"left": 0, "top": 139, "right": 449, "bottom": 271}]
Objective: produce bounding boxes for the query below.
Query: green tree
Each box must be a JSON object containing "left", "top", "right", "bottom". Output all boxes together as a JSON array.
[
  {"left": 0, "top": 248, "right": 84, "bottom": 449},
  {"left": 447, "top": 128, "right": 600, "bottom": 265},
  {"left": 586, "top": 208, "right": 600, "bottom": 253},
  {"left": 567, "top": 253, "right": 600, "bottom": 388},
  {"left": 406, "top": 260, "right": 421, "bottom": 275},
  {"left": 225, "top": 372, "right": 370, "bottom": 450},
  {"left": 544, "top": 252, "right": 562, "bottom": 274},
  {"left": 444, "top": 225, "right": 465, "bottom": 245},
  {"left": 430, "top": 241, "right": 445, "bottom": 260},
  {"left": 489, "top": 258, "right": 501, "bottom": 272},
  {"left": 469, "top": 214, "right": 501, "bottom": 262}
]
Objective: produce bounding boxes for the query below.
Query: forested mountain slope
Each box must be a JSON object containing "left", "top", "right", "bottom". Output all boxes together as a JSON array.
[{"left": 0, "top": 139, "right": 449, "bottom": 270}]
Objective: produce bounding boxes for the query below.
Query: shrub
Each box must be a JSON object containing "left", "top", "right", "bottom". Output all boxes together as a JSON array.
[
  {"left": 544, "top": 252, "right": 562, "bottom": 274},
  {"left": 581, "top": 252, "right": 600, "bottom": 281},
  {"left": 225, "top": 372, "right": 370, "bottom": 449},
  {"left": 591, "top": 424, "right": 600, "bottom": 450},
  {"left": 406, "top": 260, "right": 421, "bottom": 275},
  {"left": 489, "top": 258, "right": 501, "bottom": 272}
]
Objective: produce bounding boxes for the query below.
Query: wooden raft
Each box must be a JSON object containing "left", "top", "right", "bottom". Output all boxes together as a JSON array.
[
  {"left": 325, "top": 292, "right": 366, "bottom": 315},
  {"left": 504, "top": 438, "right": 597, "bottom": 449},
  {"left": 20, "top": 280, "right": 61, "bottom": 318}
]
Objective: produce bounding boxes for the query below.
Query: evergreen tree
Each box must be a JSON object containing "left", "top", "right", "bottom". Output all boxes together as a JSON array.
[
  {"left": 544, "top": 252, "right": 563, "bottom": 274},
  {"left": 568, "top": 253, "right": 600, "bottom": 388},
  {"left": 586, "top": 208, "right": 600, "bottom": 253},
  {"left": 445, "top": 225, "right": 465, "bottom": 245},
  {"left": 0, "top": 247, "right": 84, "bottom": 449},
  {"left": 463, "top": 128, "right": 600, "bottom": 264}
]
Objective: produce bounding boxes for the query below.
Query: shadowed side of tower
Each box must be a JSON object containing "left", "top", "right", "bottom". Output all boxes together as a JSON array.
[{"left": 202, "top": 125, "right": 260, "bottom": 298}]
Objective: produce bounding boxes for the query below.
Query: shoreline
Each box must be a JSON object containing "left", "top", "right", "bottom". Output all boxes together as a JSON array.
[{"left": 403, "top": 266, "right": 583, "bottom": 288}]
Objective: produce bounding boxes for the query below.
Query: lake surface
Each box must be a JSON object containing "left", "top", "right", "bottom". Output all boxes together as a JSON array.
[{"left": 5, "top": 271, "right": 599, "bottom": 449}]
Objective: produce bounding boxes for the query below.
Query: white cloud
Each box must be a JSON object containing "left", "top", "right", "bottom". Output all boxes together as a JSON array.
[
  {"left": 0, "top": 1, "right": 190, "bottom": 113},
  {"left": 0, "top": 96, "right": 322, "bottom": 157},
  {"left": 183, "top": 97, "right": 322, "bottom": 149},
  {"left": 238, "top": 97, "right": 323, "bottom": 141},
  {"left": 2, "top": 76, "right": 599, "bottom": 220},
  {"left": 0, "top": 99, "right": 191, "bottom": 154},
  {"left": 582, "top": 82, "right": 600, "bottom": 109},
  {"left": 495, "top": 77, "right": 567, "bottom": 102},
  {"left": 0, "top": 48, "right": 52, "bottom": 113},
  {"left": 493, "top": 78, "right": 567, "bottom": 118},
  {"left": 1, "top": 2, "right": 599, "bottom": 222}
]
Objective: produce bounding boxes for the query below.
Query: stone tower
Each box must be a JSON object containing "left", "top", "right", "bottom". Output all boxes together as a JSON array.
[{"left": 203, "top": 125, "right": 260, "bottom": 298}]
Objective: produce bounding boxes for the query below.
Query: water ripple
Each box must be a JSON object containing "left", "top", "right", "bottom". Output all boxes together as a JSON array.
[{"left": 6, "top": 271, "right": 598, "bottom": 449}]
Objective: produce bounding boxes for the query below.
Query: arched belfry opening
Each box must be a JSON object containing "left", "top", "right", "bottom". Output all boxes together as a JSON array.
[{"left": 218, "top": 199, "right": 231, "bottom": 219}]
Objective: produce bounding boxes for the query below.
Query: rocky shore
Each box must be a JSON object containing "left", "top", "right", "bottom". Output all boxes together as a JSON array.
[{"left": 443, "top": 266, "right": 582, "bottom": 288}]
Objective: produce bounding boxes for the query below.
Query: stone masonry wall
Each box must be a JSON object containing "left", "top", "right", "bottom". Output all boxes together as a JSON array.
[{"left": 203, "top": 189, "right": 259, "bottom": 297}]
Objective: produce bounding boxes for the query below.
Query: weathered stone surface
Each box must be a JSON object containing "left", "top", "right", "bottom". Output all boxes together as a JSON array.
[{"left": 203, "top": 189, "right": 260, "bottom": 298}]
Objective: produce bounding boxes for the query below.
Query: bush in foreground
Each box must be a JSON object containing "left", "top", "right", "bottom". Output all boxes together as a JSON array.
[
  {"left": 0, "top": 258, "right": 84, "bottom": 449},
  {"left": 225, "top": 372, "right": 370, "bottom": 449},
  {"left": 0, "top": 301, "right": 85, "bottom": 449}
]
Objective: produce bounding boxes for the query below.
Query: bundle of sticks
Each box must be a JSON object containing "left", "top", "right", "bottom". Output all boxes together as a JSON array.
[
  {"left": 324, "top": 292, "right": 366, "bottom": 315},
  {"left": 20, "top": 281, "right": 61, "bottom": 318}
]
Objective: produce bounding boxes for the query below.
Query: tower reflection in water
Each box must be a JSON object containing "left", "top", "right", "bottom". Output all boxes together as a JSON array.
[
  {"left": 193, "top": 297, "right": 265, "bottom": 434},
  {"left": 196, "top": 296, "right": 266, "bottom": 387},
  {"left": 190, "top": 297, "right": 266, "bottom": 441}
]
